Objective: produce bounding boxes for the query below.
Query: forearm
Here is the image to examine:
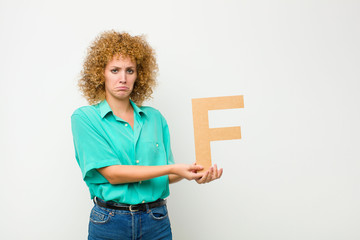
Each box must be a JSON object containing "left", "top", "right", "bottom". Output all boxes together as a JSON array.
[
  {"left": 168, "top": 174, "right": 184, "bottom": 184},
  {"left": 98, "top": 165, "right": 175, "bottom": 185},
  {"left": 98, "top": 163, "right": 204, "bottom": 185}
]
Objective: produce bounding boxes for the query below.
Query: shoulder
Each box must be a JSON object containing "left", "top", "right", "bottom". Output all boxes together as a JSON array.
[
  {"left": 71, "top": 104, "right": 101, "bottom": 122},
  {"left": 140, "top": 106, "right": 166, "bottom": 120},
  {"left": 140, "top": 105, "right": 169, "bottom": 127},
  {"left": 140, "top": 105, "right": 161, "bottom": 115}
]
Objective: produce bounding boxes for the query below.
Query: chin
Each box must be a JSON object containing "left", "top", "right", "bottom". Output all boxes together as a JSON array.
[{"left": 116, "top": 94, "right": 131, "bottom": 100}]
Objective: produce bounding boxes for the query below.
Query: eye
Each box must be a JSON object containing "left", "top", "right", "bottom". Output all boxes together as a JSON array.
[
  {"left": 127, "top": 68, "right": 135, "bottom": 74},
  {"left": 111, "top": 69, "right": 119, "bottom": 73}
]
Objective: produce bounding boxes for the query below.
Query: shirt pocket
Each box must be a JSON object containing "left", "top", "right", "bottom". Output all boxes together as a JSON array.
[{"left": 137, "top": 139, "right": 166, "bottom": 165}]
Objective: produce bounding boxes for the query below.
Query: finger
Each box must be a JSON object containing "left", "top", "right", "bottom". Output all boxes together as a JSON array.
[
  {"left": 201, "top": 168, "right": 212, "bottom": 183},
  {"left": 197, "top": 171, "right": 209, "bottom": 184},
  {"left": 212, "top": 164, "right": 218, "bottom": 179},
  {"left": 191, "top": 163, "right": 198, "bottom": 173},
  {"left": 217, "top": 168, "right": 223, "bottom": 179},
  {"left": 205, "top": 167, "right": 213, "bottom": 182},
  {"left": 194, "top": 172, "right": 204, "bottom": 179},
  {"left": 189, "top": 164, "right": 204, "bottom": 171}
]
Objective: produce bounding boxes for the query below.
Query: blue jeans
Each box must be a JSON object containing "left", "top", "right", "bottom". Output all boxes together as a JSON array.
[{"left": 88, "top": 201, "right": 172, "bottom": 240}]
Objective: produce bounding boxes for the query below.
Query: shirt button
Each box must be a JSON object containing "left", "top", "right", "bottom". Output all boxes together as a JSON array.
[
  {"left": 125, "top": 123, "right": 128, "bottom": 127},
  {"left": 156, "top": 143, "right": 159, "bottom": 147},
  {"left": 142, "top": 200, "right": 145, "bottom": 203},
  {"left": 136, "top": 160, "right": 140, "bottom": 164}
]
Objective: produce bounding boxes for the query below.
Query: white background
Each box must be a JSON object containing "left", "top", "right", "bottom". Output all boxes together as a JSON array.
[{"left": 1, "top": 0, "right": 359, "bottom": 239}]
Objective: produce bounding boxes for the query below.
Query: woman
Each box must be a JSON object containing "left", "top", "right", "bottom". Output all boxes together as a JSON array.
[{"left": 71, "top": 30, "right": 223, "bottom": 240}]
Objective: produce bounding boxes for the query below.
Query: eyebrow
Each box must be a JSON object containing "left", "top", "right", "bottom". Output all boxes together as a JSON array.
[{"left": 109, "top": 66, "right": 136, "bottom": 68}]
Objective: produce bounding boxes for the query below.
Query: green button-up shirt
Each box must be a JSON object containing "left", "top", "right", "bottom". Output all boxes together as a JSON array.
[{"left": 71, "top": 100, "right": 174, "bottom": 204}]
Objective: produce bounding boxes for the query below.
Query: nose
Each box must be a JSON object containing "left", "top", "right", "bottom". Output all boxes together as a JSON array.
[{"left": 118, "top": 71, "right": 127, "bottom": 83}]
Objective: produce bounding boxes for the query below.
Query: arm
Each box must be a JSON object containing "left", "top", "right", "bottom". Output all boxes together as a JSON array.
[
  {"left": 169, "top": 163, "right": 224, "bottom": 184},
  {"left": 98, "top": 164, "right": 204, "bottom": 185},
  {"left": 168, "top": 174, "right": 184, "bottom": 184}
]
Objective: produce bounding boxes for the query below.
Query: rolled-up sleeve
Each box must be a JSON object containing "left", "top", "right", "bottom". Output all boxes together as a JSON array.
[{"left": 71, "top": 112, "right": 121, "bottom": 184}]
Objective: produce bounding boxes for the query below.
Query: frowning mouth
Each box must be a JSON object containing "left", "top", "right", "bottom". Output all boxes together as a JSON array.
[{"left": 115, "top": 86, "right": 129, "bottom": 91}]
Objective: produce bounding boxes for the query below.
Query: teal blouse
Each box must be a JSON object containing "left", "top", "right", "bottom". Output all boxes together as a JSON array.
[{"left": 71, "top": 100, "right": 174, "bottom": 204}]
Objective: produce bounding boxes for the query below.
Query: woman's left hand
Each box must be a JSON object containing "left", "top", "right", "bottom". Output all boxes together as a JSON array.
[{"left": 195, "top": 164, "right": 223, "bottom": 184}]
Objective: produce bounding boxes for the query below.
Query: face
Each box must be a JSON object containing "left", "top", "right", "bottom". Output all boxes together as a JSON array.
[{"left": 104, "top": 55, "right": 137, "bottom": 102}]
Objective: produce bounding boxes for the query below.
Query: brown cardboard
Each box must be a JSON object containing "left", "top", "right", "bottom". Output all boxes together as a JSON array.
[{"left": 192, "top": 95, "right": 244, "bottom": 172}]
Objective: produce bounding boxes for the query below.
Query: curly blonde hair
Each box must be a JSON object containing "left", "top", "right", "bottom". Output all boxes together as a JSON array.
[{"left": 79, "top": 30, "right": 158, "bottom": 105}]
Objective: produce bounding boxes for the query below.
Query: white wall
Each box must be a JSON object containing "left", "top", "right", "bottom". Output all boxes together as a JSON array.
[{"left": 1, "top": 0, "right": 359, "bottom": 239}]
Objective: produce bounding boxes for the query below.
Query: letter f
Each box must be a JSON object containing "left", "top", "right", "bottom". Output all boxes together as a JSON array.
[{"left": 192, "top": 95, "right": 244, "bottom": 172}]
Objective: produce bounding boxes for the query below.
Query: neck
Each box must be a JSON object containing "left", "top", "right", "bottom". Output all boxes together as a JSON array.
[{"left": 105, "top": 96, "right": 133, "bottom": 117}]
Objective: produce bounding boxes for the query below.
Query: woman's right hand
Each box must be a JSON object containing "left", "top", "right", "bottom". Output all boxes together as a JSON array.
[{"left": 171, "top": 164, "right": 204, "bottom": 180}]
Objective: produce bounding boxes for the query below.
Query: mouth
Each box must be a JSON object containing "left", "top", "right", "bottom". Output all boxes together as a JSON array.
[{"left": 115, "top": 86, "right": 129, "bottom": 91}]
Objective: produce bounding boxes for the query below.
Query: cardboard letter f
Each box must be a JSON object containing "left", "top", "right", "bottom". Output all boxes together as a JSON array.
[{"left": 192, "top": 95, "right": 244, "bottom": 172}]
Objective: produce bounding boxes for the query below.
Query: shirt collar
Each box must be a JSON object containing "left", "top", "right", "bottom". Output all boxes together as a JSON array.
[
  {"left": 99, "top": 99, "right": 145, "bottom": 119},
  {"left": 129, "top": 100, "right": 145, "bottom": 118}
]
